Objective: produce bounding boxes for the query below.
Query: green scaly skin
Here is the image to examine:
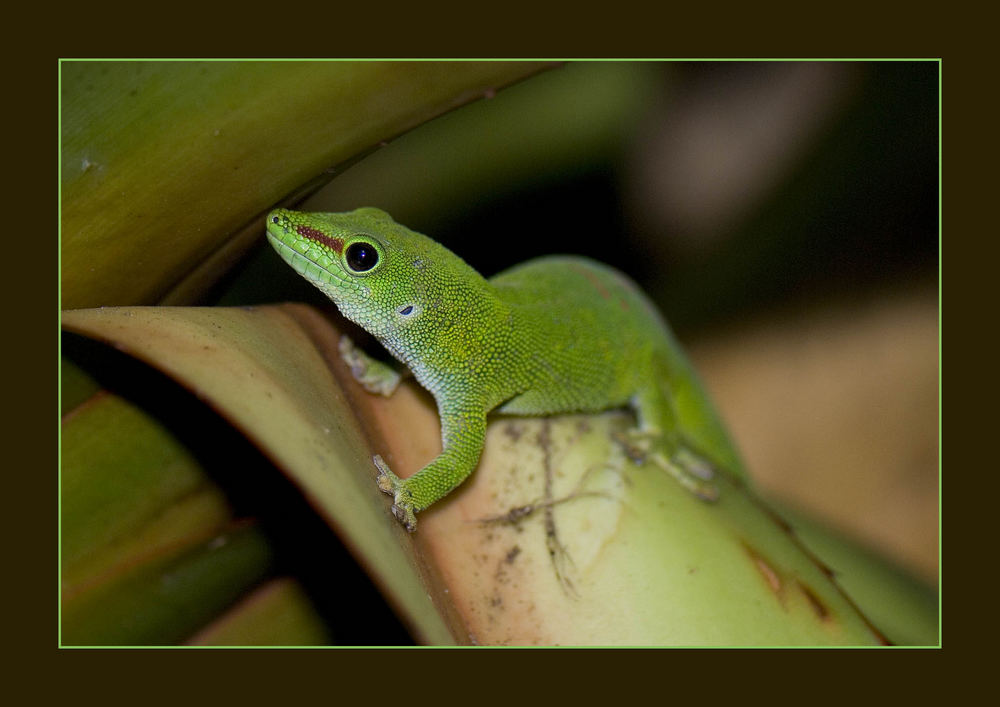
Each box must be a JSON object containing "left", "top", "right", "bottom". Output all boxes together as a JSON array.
[{"left": 266, "top": 208, "right": 745, "bottom": 531}]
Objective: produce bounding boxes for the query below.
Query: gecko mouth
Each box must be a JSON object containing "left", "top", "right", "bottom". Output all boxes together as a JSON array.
[{"left": 266, "top": 230, "right": 351, "bottom": 288}]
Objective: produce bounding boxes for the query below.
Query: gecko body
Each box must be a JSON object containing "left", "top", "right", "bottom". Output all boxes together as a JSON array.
[{"left": 266, "top": 208, "right": 743, "bottom": 531}]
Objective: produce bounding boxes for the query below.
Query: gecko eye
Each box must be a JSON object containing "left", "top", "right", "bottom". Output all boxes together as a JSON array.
[{"left": 346, "top": 242, "right": 379, "bottom": 272}]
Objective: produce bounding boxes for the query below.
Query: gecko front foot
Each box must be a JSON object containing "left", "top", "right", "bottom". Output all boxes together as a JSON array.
[{"left": 373, "top": 455, "right": 418, "bottom": 532}]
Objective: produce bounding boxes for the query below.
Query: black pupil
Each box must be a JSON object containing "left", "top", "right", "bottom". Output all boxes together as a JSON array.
[{"left": 346, "top": 242, "right": 378, "bottom": 272}]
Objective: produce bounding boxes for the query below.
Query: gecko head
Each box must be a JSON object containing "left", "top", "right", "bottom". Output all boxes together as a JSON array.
[{"left": 266, "top": 207, "right": 489, "bottom": 344}]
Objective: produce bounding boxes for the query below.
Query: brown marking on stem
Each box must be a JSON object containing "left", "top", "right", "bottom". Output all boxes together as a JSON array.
[
  {"left": 744, "top": 492, "right": 892, "bottom": 644},
  {"left": 540, "top": 419, "right": 577, "bottom": 596},
  {"left": 742, "top": 541, "right": 783, "bottom": 598},
  {"left": 501, "top": 421, "right": 524, "bottom": 443},
  {"left": 797, "top": 581, "right": 831, "bottom": 621}
]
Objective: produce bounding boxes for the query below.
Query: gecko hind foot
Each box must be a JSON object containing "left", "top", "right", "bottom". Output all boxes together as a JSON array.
[
  {"left": 651, "top": 451, "right": 720, "bottom": 502},
  {"left": 613, "top": 428, "right": 655, "bottom": 463},
  {"left": 373, "top": 455, "right": 418, "bottom": 532},
  {"left": 615, "top": 430, "right": 719, "bottom": 502}
]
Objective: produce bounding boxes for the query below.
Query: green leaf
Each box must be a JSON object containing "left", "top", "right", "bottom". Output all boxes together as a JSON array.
[
  {"left": 774, "top": 504, "right": 938, "bottom": 646},
  {"left": 62, "top": 522, "right": 274, "bottom": 646},
  {"left": 187, "top": 578, "right": 332, "bottom": 646},
  {"left": 61, "top": 389, "right": 233, "bottom": 593},
  {"left": 422, "top": 412, "right": 891, "bottom": 645},
  {"left": 61, "top": 304, "right": 454, "bottom": 645},
  {"left": 60, "top": 356, "right": 100, "bottom": 415},
  {"left": 60, "top": 61, "right": 552, "bottom": 309},
  {"left": 62, "top": 304, "right": 908, "bottom": 645}
]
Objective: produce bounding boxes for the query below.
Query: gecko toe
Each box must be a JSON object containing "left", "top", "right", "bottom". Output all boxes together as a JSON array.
[
  {"left": 376, "top": 474, "right": 394, "bottom": 494},
  {"left": 391, "top": 504, "right": 418, "bottom": 532}
]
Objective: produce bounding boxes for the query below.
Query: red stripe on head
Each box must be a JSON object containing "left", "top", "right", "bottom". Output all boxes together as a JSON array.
[{"left": 296, "top": 225, "right": 344, "bottom": 255}]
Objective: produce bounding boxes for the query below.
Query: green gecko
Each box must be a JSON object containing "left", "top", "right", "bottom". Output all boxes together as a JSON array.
[{"left": 266, "top": 207, "right": 744, "bottom": 531}]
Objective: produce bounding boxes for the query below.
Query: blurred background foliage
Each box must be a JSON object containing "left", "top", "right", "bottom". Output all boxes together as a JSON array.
[{"left": 62, "top": 60, "right": 938, "bottom": 644}]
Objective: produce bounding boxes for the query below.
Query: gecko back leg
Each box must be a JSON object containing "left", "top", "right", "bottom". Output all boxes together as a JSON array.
[{"left": 619, "top": 365, "right": 720, "bottom": 502}]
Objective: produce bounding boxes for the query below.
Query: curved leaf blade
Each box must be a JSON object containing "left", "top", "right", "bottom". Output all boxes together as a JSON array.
[
  {"left": 61, "top": 304, "right": 454, "bottom": 644},
  {"left": 61, "top": 61, "right": 553, "bottom": 308},
  {"left": 62, "top": 304, "right": 908, "bottom": 645}
]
